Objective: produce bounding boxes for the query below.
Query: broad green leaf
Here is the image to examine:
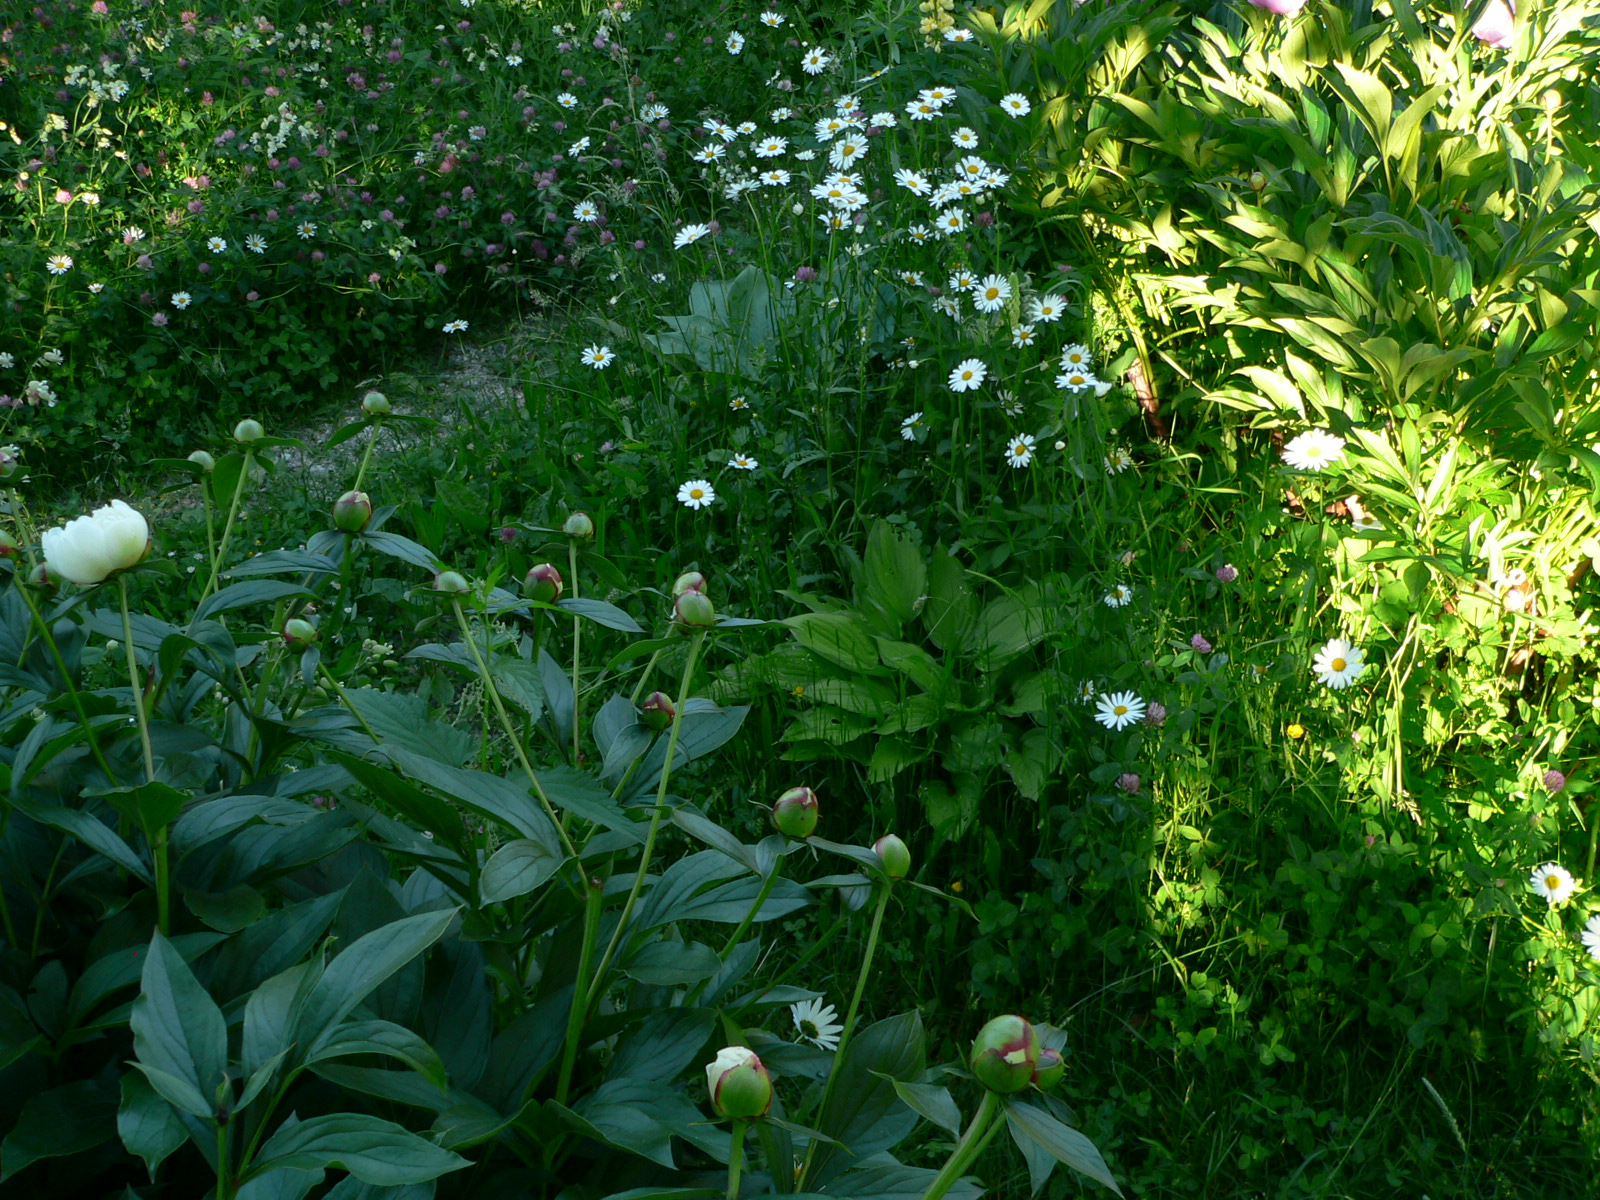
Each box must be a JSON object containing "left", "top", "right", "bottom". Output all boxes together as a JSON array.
[
  {"left": 809, "top": 1012, "right": 924, "bottom": 1186},
  {"left": 13, "top": 798, "right": 151, "bottom": 885},
  {"left": 308, "top": 1019, "right": 449, "bottom": 1091},
  {"left": 196, "top": 580, "right": 312, "bottom": 623},
  {"left": 118, "top": 1071, "right": 188, "bottom": 1182},
  {"left": 1, "top": 1079, "right": 118, "bottom": 1181},
  {"left": 325, "top": 1176, "right": 436, "bottom": 1200},
  {"left": 1004, "top": 1098, "right": 1122, "bottom": 1194},
  {"left": 862, "top": 521, "right": 927, "bottom": 629},
  {"left": 329, "top": 751, "right": 467, "bottom": 849},
  {"left": 609, "top": 1009, "right": 717, "bottom": 1082},
  {"left": 291, "top": 908, "right": 457, "bottom": 1063},
  {"left": 882, "top": 1078, "right": 961, "bottom": 1136},
  {"left": 130, "top": 931, "right": 229, "bottom": 1120},
  {"left": 620, "top": 941, "right": 722, "bottom": 986},
  {"left": 557, "top": 597, "right": 645, "bottom": 633},
  {"left": 785, "top": 613, "right": 884, "bottom": 675},
  {"left": 248, "top": 1114, "right": 469, "bottom": 1187},
  {"left": 480, "top": 839, "right": 561, "bottom": 903},
  {"left": 345, "top": 689, "right": 475, "bottom": 767},
  {"left": 537, "top": 765, "right": 644, "bottom": 842}
]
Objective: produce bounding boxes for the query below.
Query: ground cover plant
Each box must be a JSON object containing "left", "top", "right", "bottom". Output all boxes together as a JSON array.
[{"left": 5, "top": 0, "right": 1600, "bottom": 1197}]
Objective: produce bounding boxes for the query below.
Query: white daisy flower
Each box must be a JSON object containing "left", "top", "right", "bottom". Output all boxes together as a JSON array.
[
  {"left": 920, "top": 86, "right": 957, "bottom": 106},
  {"left": 46, "top": 254, "right": 74, "bottom": 275},
  {"left": 726, "top": 31, "right": 746, "bottom": 54},
  {"left": 828, "top": 138, "right": 867, "bottom": 169},
  {"left": 760, "top": 169, "right": 792, "bottom": 187},
  {"left": 730, "top": 396, "right": 751, "bottom": 411},
  {"left": 207, "top": 236, "right": 227, "bottom": 253},
  {"left": 678, "top": 479, "right": 717, "bottom": 509},
  {"left": 1282, "top": 429, "right": 1346, "bottom": 472},
  {"left": 948, "top": 358, "right": 987, "bottom": 392},
  {"left": 581, "top": 345, "right": 614, "bottom": 369},
  {"left": 737, "top": 121, "right": 758, "bottom": 135},
  {"left": 1011, "top": 324, "right": 1036, "bottom": 348},
  {"left": 1105, "top": 447, "right": 1134, "bottom": 474},
  {"left": 800, "top": 47, "right": 831, "bottom": 74},
  {"left": 770, "top": 106, "right": 794, "bottom": 121},
  {"left": 693, "top": 143, "right": 727, "bottom": 165},
  {"left": 556, "top": 92, "right": 578, "bottom": 109},
  {"left": 951, "top": 126, "right": 980, "bottom": 149},
  {"left": 973, "top": 275, "right": 1011, "bottom": 313},
  {"left": 1060, "top": 344, "right": 1093, "bottom": 370},
  {"left": 1581, "top": 913, "right": 1600, "bottom": 960},
  {"left": 893, "top": 169, "right": 931, "bottom": 196},
  {"left": 245, "top": 233, "right": 268, "bottom": 254},
  {"left": 760, "top": 11, "right": 785, "bottom": 27},
  {"left": 1029, "top": 295, "right": 1065, "bottom": 323},
  {"left": 569, "top": 136, "right": 591, "bottom": 156},
  {"left": 755, "top": 136, "right": 788, "bottom": 157},
  {"left": 1004, "top": 434, "right": 1035, "bottom": 469},
  {"left": 1530, "top": 863, "right": 1576, "bottom": 905},
  {"left": 1000, "top": 93, "right": 1032, "bottom": 117},
  {"left": 674, "top": 223, "right": 712, "bottom": 249},
  {"left": 791, "top": 997, "right": 844, "bottom": 1051},
  {"left": 1311, "top": 638, "right": 1365, "bottom": 689},
  {"left": 944, "top": 27, "right": 975, "bottom": 41},
  {"left": 443, "top": 318, "right": 469, "bottom": 333},
  {"left": 297, "top": 221, "right": 318, "bottom": 239},
  {"left": 906, "top": 224, "right": 932, "bottom": 244},
  {"left": 1057, "top": 370, "right": 1098, "bottom": 393},
  {"left": 171, "top": 291, "right": 192, "bottom": 309},
  {"left": 905, "top": 99, "right": 939, "bottom": 121},
  {"left": 869, "top": 111, "right": 898, "bottom": 128},
  {"left": 900, "top": 412, "right": 924, "bottom": 441},
  {"left": 1095, "top": 691, "right": 1146, "bottom": 730},
  {"left": 936, "top": 208, "right": 966, "bottom": 236},
  {"left": 727, "top": 453, "right": 759, "bottom": 470},
  {"left": 641, "top": 103, "right": 670, "bottom": 121},
  {"left": 572, "top": 200, "right": 600, "bottom": 223},
  {"left": 1103, "top": 585, "right": 1132, "bottom": 608}
]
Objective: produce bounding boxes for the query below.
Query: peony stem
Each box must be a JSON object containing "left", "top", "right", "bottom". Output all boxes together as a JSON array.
[
  {"left": 199, "top": 449, "right": 251, "bottom": 608},
  {"left": 18, "top": 582, "right": 116, "bottom": 782},
  {"left": 725, "top": 1119, "right": 748, "bottom": 1200},
  {"left": 353, "top": 418, "right": 382, "bottom": 493},
  {"left": 120, "top": 575, "right": 165, "bottom": 935},
  {"left": 569, "top": 539, "right": 582, "bottom": 765},
  {"left": 919, "top": 1090, "right": 1002, "bottom": 1200}
]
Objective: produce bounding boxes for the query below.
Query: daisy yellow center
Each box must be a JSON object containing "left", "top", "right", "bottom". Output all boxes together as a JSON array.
[
  {"left": 1307, "top": 446, "right": 1323, "bottom": 458},
  {"left": 962, "top": 371, "right": 973, "bottom": 380},
  {"left": 1547, "top": 874, "right": 1563, "bottom": 889},
  {"left": 1114, "top": 705, "right": 1128, "bottom": 716},
  {"left": 1013, "top": 446, "right": 1025, "bottom": 456},
  {"left": 985, "top": 288, "right": 1000, "bottom": 300},
  {"left": 800, "top": 1019, "right": 818, "bottom": 1037},
  {"left": 690, "top": 488, "right": 704, "bottom": 500},
  {"left": 1331, "top": 658, "right": 1346, "bottom": 671}
]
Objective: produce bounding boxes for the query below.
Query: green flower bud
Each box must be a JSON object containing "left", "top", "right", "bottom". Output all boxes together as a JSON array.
[
  {"left": 362, "top": 390, "right": 391, "bottom": 415},
  {"left": 26, "top": 562, "right": 56, "bottom": 593},
  {"left": 187, "top": 449, "right": 216, "bottom": 472},
  {"left": 1248, "top": 170, "right": 1268, "bottom": 191},
  {"left": 639, "top": 691, "right": 675, "bottom": 732},
  {"left": 873, "top": 833, "right": 911, "bottom": 880},
  {"left": 282, "top": 617, "right": 319, "bottom": 650},
  {"left": 0, "top": 531, "right": 20, "bottom": 560},
  {"left": 674, "top": 589, "right": 716, "bottom": 628},
  {"left": 672, "top": 570, "right": 708, "bottom": 597},
  {"left": 705, "top": 1046, "right": 772, "bottom": 1119},
  {"left": 773, "top": 786, "right": 819, "bottom": 839},
  {"left": 0, "top": 445, "right": 22, "bottom": 479},
  {"left": 233, "top": 418, "right": 265, "bottom": 444},
  {"left": 970, "top": 1015, "right": 1040, "bottom": 1094},
  {"left": 332, "top": 490, "right": 373, "bottom": 533},
  {"left": 434, "top": 570, "right": 471, "bottom": 594},
  {"left": 523, "top": 562, "right": 564, "bottom": 604},
  {"left": 563, "top": 511, "right": 595, "bottom": 540},
  {"left": 1032, "top": 1047, "right": 1065, "bottom": 1091}
]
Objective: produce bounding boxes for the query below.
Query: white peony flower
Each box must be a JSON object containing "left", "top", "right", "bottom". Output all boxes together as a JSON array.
[{"left": 42, "top": 500, "right": 150, "bottom": 585}]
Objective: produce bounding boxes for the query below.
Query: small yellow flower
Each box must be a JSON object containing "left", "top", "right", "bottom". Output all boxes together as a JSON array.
[
  {"left": 951, "top": 880, "right": 964, "bottom": 894},
  {"left": 791, "top": 685, "right": 806, "bottom": 699},
  {"left": 1287, "top": 723, "right": 1306, "bottom": 740}
]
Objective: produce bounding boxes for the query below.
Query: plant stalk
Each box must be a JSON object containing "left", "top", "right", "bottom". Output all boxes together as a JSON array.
[
  {"left": 726, "top": 1119, "right": 748, "bottom": 1200},
  {"left": 918, "top": 1090, "right": 1002, "bottom": 1200},
  {"left": 199, "top": 449, "right": 252, "bottom": 608},
  {"left": 553, "top": 875, "right": 604, "bottom": 1107}
]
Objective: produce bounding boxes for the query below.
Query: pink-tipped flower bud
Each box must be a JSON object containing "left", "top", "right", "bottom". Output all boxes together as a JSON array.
[
  {"left": 332, "top": 490, "right": 373, "bottom": 533},
  {"left": 434, "top": 569, "right": 471, "bottom": 594},
  {"left": 673, "top": 570, "right": 708, "bottom": 597},
  {"left": 26, "top": 563, "right": 56, "bottom": 593},
  {"left": 970, "top": 1014, "right": 1041, "bottom": 1094},
  {"left": 1032, "top": 1047, "right": 1065, "bottom": 1091},
  {"left": 1471, "top": 0, "right": 1515, "bottom": 47},
  {"left": 523, "top": 562, "right": 564, "bottom": 603},
  {"left": 0, "top": 531, "right": 20, "bottom": 559},
  {"left": 1248, "top": 170, "right": 1267, "bottom": 191},
  {"left": 674, "top": 588, "right": 716, "bottom": 628},
  {"left": 873, "top": 833, "right": 911, "bottom": 879},
  {"left": 187, "top": 449, "right": 216, "bottom": 472},
  {"left": 773, "top": 786, "right": 819, "bottom": 839},
  {"left": 639, "top": 691, "right": 675, "bottom": 731},
  {"left": 1247, "top": 0, "right": 1307, "bottom": 13},
  {"left": 282, "top": 617, "right": 318, "bottom": 649},
  {"left": 705, "top": 1046, "right": 772, "bottom": 1119},
  {"left": 233, "top": 417, "right": 265, "bottom": 444},
  {"left": 362, "top": 390, "right": 391, "bottom": 415},
  {"left": 563, "top": 510, "right": 595, "bottom": 539}
]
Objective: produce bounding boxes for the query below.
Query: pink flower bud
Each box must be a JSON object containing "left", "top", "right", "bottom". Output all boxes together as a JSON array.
[
  {"left": 773, "top": 786, "right": 819, "bottom": 838},
  {"left": 523, "top": 562, "right": 563, "bottom": 604},
  {"left": 873, "top": 833, "right": 911, "bottom": 879},
  {"left": 332, "top": 490, "right": 372, "bottom": 533},
  {"left": 1472, "top": 0, "right": 1515, "bottom": 46},
  {"left": 639, "top": 691, "right": 675, "bottom": 731},
  {"left": 970, "top": 1015, "right": 1040, "bottom": 1093}
]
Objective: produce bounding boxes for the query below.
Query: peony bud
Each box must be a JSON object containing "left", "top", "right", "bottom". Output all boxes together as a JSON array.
[
  {"left": 233, "top": 418, "right": 265, "bottom": 444},
  {"left": 873, "top": 833, "right": 911, "bottom": 879},
  {"left": 639, "top": 690, "right": 675, "bottom": 731},
  {"left": 26, "top": 563, "right": 56, "bottom": 593},
  {"left": 187, "top": 449, "right": 216, "bottom": 472},
  {"left": 563, "top": 510, "right": 595, "bottom": 539},
  {"left": 523, "top": 562, "right": 564, "bottom": 603},
  {"left": 332, "top": 490, "right": 373, "bottom": 533},
  {"left": 970, "top": 1014, "right": 1041, "bottom": 1094},
  {"left": 1032, "top": 1047, "right": 1065, "bottom": 1090},
  {"left": 773, "top": 786, "right": 819, "bottom": 838},
  {"left": 0, "top": 531, "right": 20, "bottom": 559},
  {"left": 282, "top": 617, "right": 318, "bottom": 649},
  {"left": 672, "top": 570, "right": 707, "bottom": 597},
  {"left": 674, "top": 589, "right": 716, "bottom": 628},
  {"left": 1471, "top": 0, "right": 1515, "bottom": 47},
  {"left": 434, "top": 569, "right": 471, "bottom": 594},
  {"left": 41, "top": 500, "right": 150, "bottom": 585},
  {"left": 705, "top": 1046, "right": 772, "bottom": 1119},
  {"left": 1248, "top": 170, "right": 1267, "bottom": 191},
  {"left": 361, "top": 390, "right": 391, "bottom": 415}
]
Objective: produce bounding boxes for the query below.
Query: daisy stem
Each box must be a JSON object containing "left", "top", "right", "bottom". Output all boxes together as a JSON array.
[
  {"left": 725, "top": 1119, "right": 748, "bottom": 1200},
  {"left": 797, "top": 879, "right": 891, "bottom": 1190},
  {"left": 569, "top": 538, "right": 582, "bottom": 766}
]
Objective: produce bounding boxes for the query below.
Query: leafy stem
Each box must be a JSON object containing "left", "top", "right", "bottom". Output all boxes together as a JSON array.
[
  {"left": 199, "top": 448, "right": 252, "bottom": 609},
  {"left": 919, "top": 1089, "right": 1002, "bottom": 1200},
  {"left": 726, "top": 1118, "right": 748, "bottom": 1200}
]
